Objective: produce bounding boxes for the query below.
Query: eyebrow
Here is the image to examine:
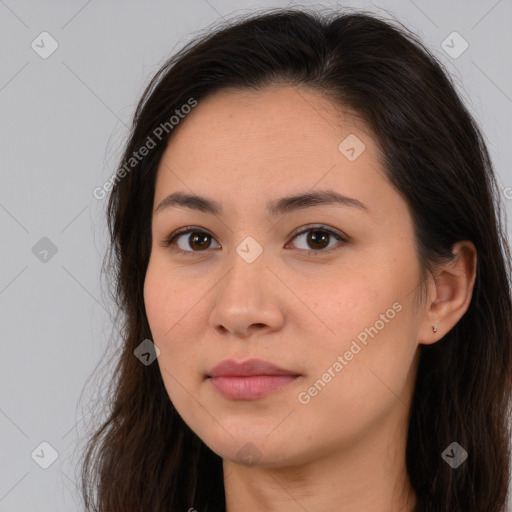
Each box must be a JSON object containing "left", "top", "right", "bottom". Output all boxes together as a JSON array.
[{"left": 154, "top": 189, "right": 368, "bottom": 217}]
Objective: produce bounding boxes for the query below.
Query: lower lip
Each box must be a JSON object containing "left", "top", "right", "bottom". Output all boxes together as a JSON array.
[{"left": 208, "top": 375, "right": 299, "bottom": 400}]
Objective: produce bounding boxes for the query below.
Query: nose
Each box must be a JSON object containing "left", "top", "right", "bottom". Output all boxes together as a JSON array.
[{"left": 208, "top": 246, "right": 285, "bottom": 340}]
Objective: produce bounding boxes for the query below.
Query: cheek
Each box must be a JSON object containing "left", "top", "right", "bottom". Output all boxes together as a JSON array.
[
  {"left": 144, "top": 264, "right": 203, "bottom": 417},
  {"left": 294, "top": 304, "right": 417, "bottom": 449},
  {"left": 143, "top": 265, "right": 170, "bottom": 337},
  {"left": 306, "top": 269, "right": 390, "bottom": 346},
  {"left": 301, "top": 265, "right": 418, "bottom": 402},
  {"left": 143, "top": 260, "right": 205, "bottom": 375},
  {"left": 143, "top": 260, "right": 193, "bottom": 340}
]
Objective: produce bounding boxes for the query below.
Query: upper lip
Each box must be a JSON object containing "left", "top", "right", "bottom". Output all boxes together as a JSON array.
[{"left": 207, "top": 358, "right": 300, "bottom": 378}]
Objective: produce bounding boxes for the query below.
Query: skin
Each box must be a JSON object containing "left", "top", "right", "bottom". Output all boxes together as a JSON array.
[{"left": 143, "top": 85, "right": 477, "bottom": 512}]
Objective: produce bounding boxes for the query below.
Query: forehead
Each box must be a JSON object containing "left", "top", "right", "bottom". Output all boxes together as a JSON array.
[
  {"left": 151, "top": 86, "right": 417, "bottom": 252},
  {"left": 168, "top": 85, "right": 375, "bottom": 149},
  {"left": 154, "top": 85, "right": 385, "bottom": 195}
]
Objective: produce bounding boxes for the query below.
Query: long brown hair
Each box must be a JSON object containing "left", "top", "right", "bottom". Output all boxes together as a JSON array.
[{"left": 79, "top": 7, "right": 512, "bottom": 511}]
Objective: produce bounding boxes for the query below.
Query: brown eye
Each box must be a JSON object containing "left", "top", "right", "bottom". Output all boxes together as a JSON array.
[
  {"left": 187, "top": 232, "right": 212, "bottom": 251},
  {"left": 170, "top": 230, "right": 220, "bottom": 252},
  {"left": 305, "top": 230, "right": 330, "bottom": 250},
  {"left": 164, "top": 224, "right": 347, "bottom": 257},
  {"left": 288, "top": 225, "right": 347, "bottom": 255}
]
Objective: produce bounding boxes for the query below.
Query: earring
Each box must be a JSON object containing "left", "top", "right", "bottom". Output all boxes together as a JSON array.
[{"left": 432, "top": 325, "right": 437, "bottom": 333}]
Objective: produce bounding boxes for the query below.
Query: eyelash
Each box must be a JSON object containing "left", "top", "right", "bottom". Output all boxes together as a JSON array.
[{"left": 163, "top": 224, "right": 348, "bottom": 257}]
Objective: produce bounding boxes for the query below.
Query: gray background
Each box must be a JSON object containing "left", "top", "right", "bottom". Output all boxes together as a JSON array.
[{"left": 1, "top": 1, "right": 511, "bottom": 510}]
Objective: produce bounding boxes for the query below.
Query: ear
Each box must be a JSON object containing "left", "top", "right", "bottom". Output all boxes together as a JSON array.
[{"left": 418, "top": 240, "right": 477, "bottom": 345}]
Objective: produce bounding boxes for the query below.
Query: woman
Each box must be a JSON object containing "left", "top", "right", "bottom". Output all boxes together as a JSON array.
[{"left": 80, "top": 7, "right": 512, "bottom": 511}]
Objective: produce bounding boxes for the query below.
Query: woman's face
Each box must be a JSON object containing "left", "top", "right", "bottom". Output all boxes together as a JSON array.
[{"left": 144, "top": 85, "right": 425, "bottom": 467}]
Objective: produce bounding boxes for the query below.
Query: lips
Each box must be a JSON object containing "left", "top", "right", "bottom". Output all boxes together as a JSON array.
[
  {"left": 208, "top": 358, "right": 299, "bottom": 378},
  {"left": 207, "top": 358, "right": 301, "bottom": 400}
]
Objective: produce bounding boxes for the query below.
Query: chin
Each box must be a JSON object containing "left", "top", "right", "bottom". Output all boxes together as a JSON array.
[{"left": 195, "top": 427, "right": 307, "bottom": 468}]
